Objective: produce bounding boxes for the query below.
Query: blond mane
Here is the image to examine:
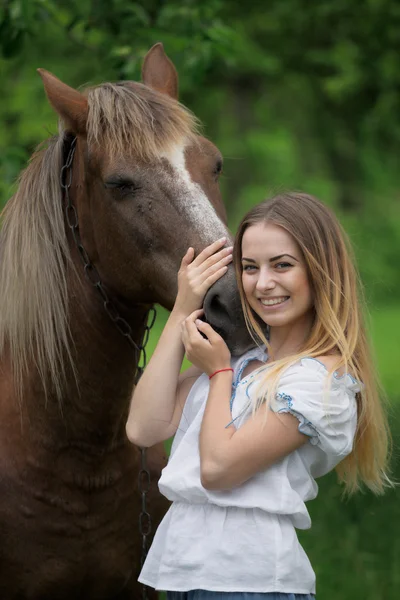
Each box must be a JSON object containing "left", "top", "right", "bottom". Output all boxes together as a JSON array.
[
  {"left": 0, "top": 132, "right": 70, "bottom": 401},
  {"left": 86, "top": 81, "right": 199, "bottom": 160}
]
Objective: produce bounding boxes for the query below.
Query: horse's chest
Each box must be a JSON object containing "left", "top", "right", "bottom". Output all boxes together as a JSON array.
[
  {"left": 0, "top": 450, "right": 159, "bottom": 599},
  {"left": 1, "top": 442, "right": 137, "bottom": 519}
]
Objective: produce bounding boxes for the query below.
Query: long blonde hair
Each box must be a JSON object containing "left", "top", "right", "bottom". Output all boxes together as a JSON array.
[{"left": 234, "top": 192, "right": 391, "bottom": 494}]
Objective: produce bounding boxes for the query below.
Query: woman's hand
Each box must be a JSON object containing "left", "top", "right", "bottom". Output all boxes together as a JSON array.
[
  {"left": 182, "top": 310, "right": 231, "bottom": 376},
  {"left": 173, "top": 237, "right": 233, "bottom": 319}
]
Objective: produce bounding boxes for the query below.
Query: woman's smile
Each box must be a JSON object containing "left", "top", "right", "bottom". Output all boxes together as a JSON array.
[{"left": 258, "top": 295, "right": 290, "bottom": 308}]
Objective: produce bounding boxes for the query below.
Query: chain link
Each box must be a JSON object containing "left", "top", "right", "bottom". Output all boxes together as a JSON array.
[{"left": 61, "top": 137, "right": 155, "bottom": 599}]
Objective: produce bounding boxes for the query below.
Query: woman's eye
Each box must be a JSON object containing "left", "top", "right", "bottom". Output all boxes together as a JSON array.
[
  {"left": 243, "top": 264, "right": 257, "bottom": 272},
  {"left": 275, "top": 262, "right": 292, "bottom": 269}
]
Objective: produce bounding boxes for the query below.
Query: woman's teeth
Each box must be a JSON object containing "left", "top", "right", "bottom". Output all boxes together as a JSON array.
[{"left": 260, "top": 296, "right": 289, "bottom": 306}]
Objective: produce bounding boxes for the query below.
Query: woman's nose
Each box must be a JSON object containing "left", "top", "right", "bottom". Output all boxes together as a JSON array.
[{"left": 256, "top": 269, "right": 276, "bottom": 292}]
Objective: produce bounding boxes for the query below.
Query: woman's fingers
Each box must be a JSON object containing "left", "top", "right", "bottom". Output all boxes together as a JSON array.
[
  {"left": 185, "top": 253, "right": 232, "bottom": 296},
  {"left": 191, "top": 247, "right": 233, "bottom": 290},
  {"left": 195, "top": 247, "right": 233, "bottom": 276},
  {"left": 191, "top": 237, "right": 226, "bottom": 266},
  {"left": 182, "top": 238, "right": 232, "bottom": 272},
  {"left": 190, "top": 309, "right": 204, "bottom": 319},
  {"left": 200, "top": 265, "right": 230, "bottom": 292},
  {"left": 204, "top": 248, "right": 233, "bottom": 274},
  {"left": 194, "top": 319, "right": 222, "bottom": 343},
  {"left": 180, "top": 247, "right": 195, "bottom": 268},
  {"left": 184, "top": 313, "right": 204, "bottom": 337},
  {"left": 181, "top": 240, "right": 233, "bottom": 280},
  {"left": 191, "top": 237, "right": 229, "bottom": 268},
  {"left": 183, "top": 313, "right": 220, "bottom": 346},
  {"left": 177, "top": 239, "right": 232, "bottom": 313},
  {"left": 182, "top": 311, "right": 231, "bottom": 372},
  {"left": 181, "top": 314, "right": 205, "bottom": 353}
]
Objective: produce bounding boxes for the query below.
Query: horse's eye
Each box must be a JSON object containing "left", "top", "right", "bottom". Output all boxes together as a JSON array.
[
  {"left": 213, "top": 159, "right": 223, "bottom": 179},
  {"left": 104, "top": 180, "right": 139, "bottom": 196}
]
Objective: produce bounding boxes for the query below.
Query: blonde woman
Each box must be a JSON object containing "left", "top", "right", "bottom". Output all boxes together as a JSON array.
[{"left": 126, "top": 193, "right": 390, "bottom": 600}]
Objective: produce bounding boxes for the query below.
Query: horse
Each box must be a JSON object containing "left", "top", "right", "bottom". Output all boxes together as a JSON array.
[{"left": 0, "top": 43, "right": 253, "bottom": 599}]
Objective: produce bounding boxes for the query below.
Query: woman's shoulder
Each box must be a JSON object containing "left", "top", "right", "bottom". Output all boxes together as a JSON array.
[
  {"left": 311, "top": 354, "right": 342, "bottom": 372},
  {"left": 300, "top": 354, "right": 343, "bottom": 378},
  {"left": 282, "top": 354, "right": 360, "bottom": 393}
]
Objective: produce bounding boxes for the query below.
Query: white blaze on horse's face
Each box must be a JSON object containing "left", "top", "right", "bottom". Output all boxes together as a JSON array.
[{"left": 161, "top": 141, "right": 229, "bottom": 244}]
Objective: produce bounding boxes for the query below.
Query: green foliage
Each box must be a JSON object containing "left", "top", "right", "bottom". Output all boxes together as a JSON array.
[
  {"left": 370, "top": 306, "right": 400, "bottom": 397},
  {"left": 0, "top": 0, "right": 239, "bottom": 204},
  {"left": 0, "top": 0, "right": 236, "bottom": 85}
]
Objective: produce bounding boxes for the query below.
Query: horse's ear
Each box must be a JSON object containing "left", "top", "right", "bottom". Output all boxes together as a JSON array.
[
  {"left": 142, "top": 42, "right": 179, "bottom": 100},
  {"left": 37, "top": 69, "right": 88, "bottom": 135}
]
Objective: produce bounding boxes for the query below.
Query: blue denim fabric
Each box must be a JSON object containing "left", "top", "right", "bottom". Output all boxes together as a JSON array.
[{"left": 166, "top": 592, "right": 315, "bottom": 600}]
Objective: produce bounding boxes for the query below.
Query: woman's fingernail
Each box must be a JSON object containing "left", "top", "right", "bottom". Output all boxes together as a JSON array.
[{"left": 195, "top": 319, "right": 202, "bottom": 326}]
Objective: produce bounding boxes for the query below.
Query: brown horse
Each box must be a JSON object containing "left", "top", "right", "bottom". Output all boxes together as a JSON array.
[{"left": 0, "top": 44, "right": 252, "bottom": 600}]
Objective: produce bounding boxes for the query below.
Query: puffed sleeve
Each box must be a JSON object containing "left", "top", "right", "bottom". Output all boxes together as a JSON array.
[{"left": 271, "top": 358, "right": 360, "bottom": 457}]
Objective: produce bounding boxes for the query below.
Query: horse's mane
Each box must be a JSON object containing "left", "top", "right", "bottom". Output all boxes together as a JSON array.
[
  {"left": 0, "top": 132, "right": 70, "bottom": 401},
  {"left": 86, "top": 81, "right": 199, "bottom": 160},
  {"left": 0, "top": 81, "right": 198, "bottom": 400}
]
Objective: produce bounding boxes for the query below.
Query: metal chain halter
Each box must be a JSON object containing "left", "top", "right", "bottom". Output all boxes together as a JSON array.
[{"left": 60, "top": 136, "right": 155, "bottom": 598}]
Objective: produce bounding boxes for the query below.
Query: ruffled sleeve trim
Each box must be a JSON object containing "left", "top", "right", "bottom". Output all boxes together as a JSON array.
[
  {"left": 275, "top": 391, "right": 320, "bottom": 444},
  {"left": 272, "top": 358, "right": 359, "bottom": 456}
]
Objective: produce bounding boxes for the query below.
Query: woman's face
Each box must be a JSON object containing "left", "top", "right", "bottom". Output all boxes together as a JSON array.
[{"left": 241, "top": 222, "right": 314, "bottom": 330}]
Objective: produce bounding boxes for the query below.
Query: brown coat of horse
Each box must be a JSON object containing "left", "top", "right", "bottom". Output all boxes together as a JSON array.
[{"left": 0, "top": 44, "right": 253, "bottom": 599}]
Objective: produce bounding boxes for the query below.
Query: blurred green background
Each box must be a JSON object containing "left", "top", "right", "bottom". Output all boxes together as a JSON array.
[{"left": 1, "top": 1, "right": 399, "bottom": 598}]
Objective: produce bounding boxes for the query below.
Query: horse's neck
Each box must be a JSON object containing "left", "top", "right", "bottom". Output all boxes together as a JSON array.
[
  {"left": 24, "top": 266, "right": 149, "bottom": 448},
  {"left": 69, "top": 271, "right": 149, "bottom": 436}
]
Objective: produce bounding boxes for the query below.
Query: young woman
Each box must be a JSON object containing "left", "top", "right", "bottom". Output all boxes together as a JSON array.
[{"left": 126, "top": 192, "right": 390, "bottom": 600}]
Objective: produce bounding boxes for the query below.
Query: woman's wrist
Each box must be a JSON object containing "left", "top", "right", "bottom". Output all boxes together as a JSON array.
[
  {"left": 171, "top": 300, "right": 200, "bottom": 320},
  {"left": 208, "top": 367, "right": 233, "bottom": 380},
  {"left": 169, "top": 306, "right": 191, "bottom": 322}
]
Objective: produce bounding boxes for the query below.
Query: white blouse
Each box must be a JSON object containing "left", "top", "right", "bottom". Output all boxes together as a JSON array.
[{"left": 139, "top": 346, "right": 359, "bottom": 594}]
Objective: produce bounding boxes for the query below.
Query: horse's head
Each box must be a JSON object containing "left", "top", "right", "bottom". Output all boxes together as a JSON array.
[{"left": 38, "top": 44, "right": 254, "bottom": 355}]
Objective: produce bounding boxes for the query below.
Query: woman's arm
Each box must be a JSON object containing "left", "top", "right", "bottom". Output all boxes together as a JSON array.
[
  {"left": 126, "top": 309, "right": 199, "bottom": 448},
  {"left": 200, "top": 376, "right": 307, "bottom": 489},
  {"left": 182, "top": 316, "right": 308, "bottom": 490},
  {"left": 126, "top": 238, "right": 233, "bottom": 448}
]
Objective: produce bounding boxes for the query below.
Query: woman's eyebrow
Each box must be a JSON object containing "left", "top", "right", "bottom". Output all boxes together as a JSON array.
[
  {"left": 241, "top": 254, "right": 299, "bottom": 263},
  {"left": 269, "top": 253, "right": 299, "bottom": 262}
]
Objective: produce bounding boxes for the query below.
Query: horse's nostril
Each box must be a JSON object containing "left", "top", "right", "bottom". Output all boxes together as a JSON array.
[
  {"left": 205, "top": 294, "right": 226, "bottom": 321},
  {"left": 203, "top": 293, "right": 231, "bottom": 338}
]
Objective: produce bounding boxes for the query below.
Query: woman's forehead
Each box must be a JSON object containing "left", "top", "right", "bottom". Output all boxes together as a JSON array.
[{"left": 241, "top": 222, "right": 300, "bottom": 256}]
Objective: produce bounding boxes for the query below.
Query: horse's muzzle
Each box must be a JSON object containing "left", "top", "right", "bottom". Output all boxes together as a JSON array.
[{"left": 203, "top": 266, "right": 254, "bottom": 356}]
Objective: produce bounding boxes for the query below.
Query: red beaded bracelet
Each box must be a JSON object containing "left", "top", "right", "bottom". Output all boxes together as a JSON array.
[{"left": 209, "top": 368, "right": 234, "bottom": 380}]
